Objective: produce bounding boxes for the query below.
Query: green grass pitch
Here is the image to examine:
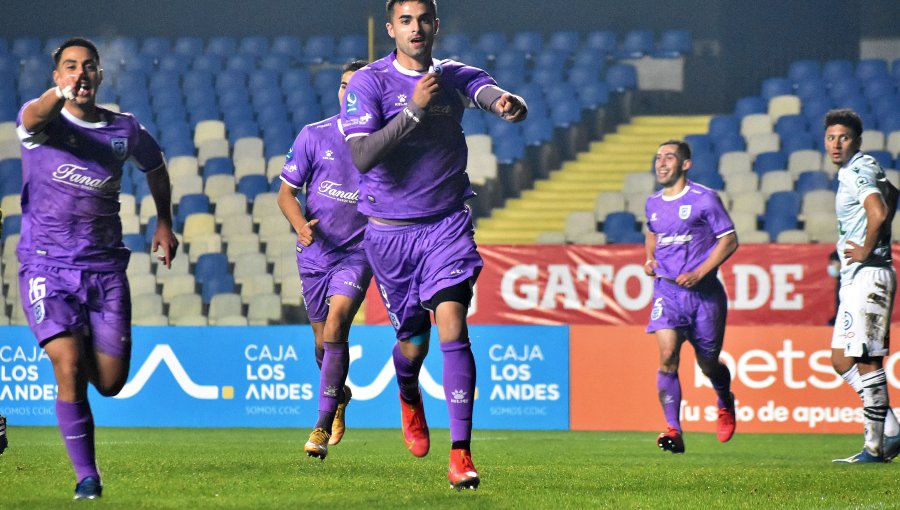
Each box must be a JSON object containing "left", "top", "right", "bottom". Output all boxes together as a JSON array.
[{"left": 1, "top": 427, "right": 897, "bottom": 509}]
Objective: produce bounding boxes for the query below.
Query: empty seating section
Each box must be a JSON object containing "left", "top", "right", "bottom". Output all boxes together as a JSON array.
[{"left": 2, "top": 34, "right": 899, "bottom": 325}]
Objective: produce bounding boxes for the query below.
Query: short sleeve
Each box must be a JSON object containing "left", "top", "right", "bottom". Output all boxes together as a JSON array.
[
  {"left": 280, "top": 128, "right": 312, "bottom": 189},
  {"left": 340, "top": 70, "right": 384, "bottom": 138},
  {"left": 130, "top": 121, "right": 165, "bottom": 172}
]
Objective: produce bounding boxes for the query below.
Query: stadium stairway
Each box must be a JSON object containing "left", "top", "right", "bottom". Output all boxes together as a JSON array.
[{"left": 474, "top": 115, "right": 712, "bottom": 244}]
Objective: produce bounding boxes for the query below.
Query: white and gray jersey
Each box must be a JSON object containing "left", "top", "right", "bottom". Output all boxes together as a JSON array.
[{"left": 835, "top": 151, "right": 893, "bottom": 285}]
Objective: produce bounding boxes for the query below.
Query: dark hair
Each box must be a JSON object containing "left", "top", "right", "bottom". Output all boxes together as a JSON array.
[
  {"left": 824, "top": 108, "right": 863, "bottom": 138},
  {"left": 52, "top": 37, "right": 101, "bottom": 66},
  {"left": 386, "top": 0, "right": 437, "bottom": 21},
  {"left": 342, "top": 60, "right": 368, "bottom": 74},
  {"left": 658, "top": 139, "right": 691, "bottom": 161}
]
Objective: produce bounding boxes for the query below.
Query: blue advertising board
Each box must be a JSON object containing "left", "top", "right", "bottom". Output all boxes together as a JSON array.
[{"left": 0, "top": 325, "right": 569, "bottom": 429}]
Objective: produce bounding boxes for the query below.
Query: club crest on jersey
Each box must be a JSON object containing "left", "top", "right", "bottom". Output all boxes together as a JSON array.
[
  {"left": 856, "top": 176, "right": 869, "bottom": 188},
  {"left": 34, "top": 301, "right": 45, "bottom": 324},
  {"left": 111, "top": 137, "right": 128, "bottom": 160},
  {"left": 678, "top": 205, "right": 692, "bottom": 219},
  {"left": 650, "top": 297, "right": 664, "bottom": 320},
  {"left": 346, "top": 91, "right": 359, "bottom": 114}
]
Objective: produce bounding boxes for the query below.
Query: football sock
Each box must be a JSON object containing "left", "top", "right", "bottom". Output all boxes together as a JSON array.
[
  {"left": 657, "top": 371, "right": 682, "bottom": 432},
  {"left": 393, "top": 342, "right": 423, "bottom": 404},
  {"left": 862, "top": 369, "right": 889, "bottom": 455},
  {"left": 315, "top": 342, "right": 349, "bottom": 432},
  {"left": 842, "top": 365, "right": 899, "bottom": 436},
  {"left": 56, "top": 400, "right": 100, "bottom": 483},
  {"left": 441, "top": 339, "right": 476, "bottom": 444},
  {"left": 707, "top": 363, "right": 734, "bottom": 409}
]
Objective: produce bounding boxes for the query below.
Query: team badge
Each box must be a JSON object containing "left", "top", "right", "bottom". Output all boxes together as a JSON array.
[
  {"left": 111, "top": 137, "right": 128, "bottom": 160},
  {"left": 650, "top": 297, "right": 664, "bottom": 320},
  {"left": 856, "top": 176, "right": 869, "bottom": 188},
  {"left": 346, "top": 91, "right": 359, "bottom": 114},
  {"left": 34, "top": 301, "right": 45, "bottom": 324},
  {"left": 842, "top": 310, "right": 853, "bottom": 330},
  {"left": 678, "top": 205, "right": 692, "bottom": 219}
]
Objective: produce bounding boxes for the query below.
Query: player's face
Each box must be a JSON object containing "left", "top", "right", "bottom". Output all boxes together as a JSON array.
[
  {"left": 339, "top": 70, "right": 356, "bottom": 105},
  {"left": 386, "top": 1, "right": 439, "bottom": 68},
  {"left": 654, "top": 145, "right": 688, "bottom": 188},
  {"left": 53, "top": 45, "right": 102, "bottom": 106},
  {"left": 824, "top": 124, "right": 860, "bottom": 166}
]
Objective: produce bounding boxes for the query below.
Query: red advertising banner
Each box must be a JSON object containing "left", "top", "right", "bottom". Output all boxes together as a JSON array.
[
  {"left": 570, "top": 325, "right": 900, "bottom": 434},
  {"left": 366, "top": 243, "right": 871, "bottom": 326}
]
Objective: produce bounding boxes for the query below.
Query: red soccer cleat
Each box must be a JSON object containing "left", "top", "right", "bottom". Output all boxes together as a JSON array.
[
  {"left": 400, "top": 391, "right": 430, "bottom": 457},
  {"left": 448, "top": 449, "right": 480, "bottom": 490},
  {"left": 717, "top": 406, "right": 736, "bottom": 443},
  {"left": 657, "top": 427, "right": 685, "bottom": 454}
]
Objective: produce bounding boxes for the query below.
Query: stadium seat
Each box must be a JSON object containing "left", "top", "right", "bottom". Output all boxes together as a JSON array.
[
  {"left": 602, "top": 211, "right": 640, "bottom": 244},
  {"left": 776, "top": 229, "right": 810, "bottom": 243},
  {"left": 800, "top": 189, "right": 836, "bottom": 216},
  {"left": 168, "top": 156, "right": 200, "bottom": 180},
  {"left": 208, "top": 293, "right": 244, "bottom": 324},
  {"left": 439, "top": 33, "right": 470, "bottom": 56},
  {"left": 127, "top": 252, "right": 152, "bottom": 279},
  {"left": 734, "top": 96, "right": 767, "bottom": 118},
  {"left": 201, "top": 272, "right": 236, "bottom": 305},
  {"left": 794, "top": 171, "right": 831, "bottom": 196},
  {"left": 781, "top": 132, "right": 815, "bottom": 154},
  {"left": 563, "top": 211, "right": 597, "bottom": 241},
  {"left": 182, "top": 212, "right": 216, "bottom": 243},
  {"left": 132, "top": 293, "right": 165, "bottom": 323},
  {"left": 804, "top": 211, "right": 839, "bottom": 243},
  {"left": 140, "top": 37, "right": 171, "bottom": 58},
  {"left": 724, "top": 173, "right": 759, "bottom": 196},
  {"left": 303, "top": 35, "right": 336, "bottom": 64},
  {"left": 240, "top": 273, "right": 275, "bottom": 304},
  {"left": 161, "top": 274, "right": 197, "bottom": 304},
  {"left": 168, "top": 293, "right": 204, "bottom": 322},
  {"left": 746, "top": 133, "right": 780, "bottom": 158},
  {"left": 247, "top": 292, "right": 282, "bottom": 325},
  {"left": 605, "top": 64, "right": 638, "bottom": 92},
  {"left": 856, "top": 59, "right": 889, "bottom": 81},
  {"left": 822, "top": 59, "right": 854, "bottom": 84},
  {"left": 655, "top": 29, "right": 691, "bottom": 58},
  {"left": 548, "top": 30, "right": 580, "bottom": 55},
  {"left": 761, "top": 78, "right": 794, "bottom": 101},
  {"left": 740, "top": 113, "right": 773, "bottom": 137},
  {"left": 759, "top": 171, "right": 793, "bottom": 197},
  {"left": 619, "top": 30, "right": 654, "bottom": 59},
  {"left": 788, "top": 60, "right": 821, "bottom": 83},
  {"left": 730, "top": 191, "right": 766, "bottom": 216},
  {"left": 123, "top": 233, "right": 146, "bottom": 253}
]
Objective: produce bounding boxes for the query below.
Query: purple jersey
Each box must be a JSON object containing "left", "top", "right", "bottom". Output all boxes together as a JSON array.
[
  {"left": 645, "top": 181, "right": 735, "bottom": 282},
  {"left": 281, "top": 115, "right": 367, "bottom": 268},
  {"left": 340, "top": 51, "right": 496, "bottom": 220},
  {"left": 16, "top": 103, "right": 164, "bottom": 271}
]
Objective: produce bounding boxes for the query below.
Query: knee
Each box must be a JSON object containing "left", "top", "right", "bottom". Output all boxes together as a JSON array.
[{"left": 95, "top": 380, "right": 126, "bottom": 397}]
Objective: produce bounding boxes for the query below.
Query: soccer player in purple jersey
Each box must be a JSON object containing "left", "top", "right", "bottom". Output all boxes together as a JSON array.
[
  {"left": 643, "top": 140, "right": 738, "bottom": 454},
  {"left": 277, "top": 60, "right": 372, "bottom": 461},
  {"left": 340, "top": 0, "right": 526, "bottom": 490},
  {"left": 15, "top": 38, "right": 178, "bottom": 499}
]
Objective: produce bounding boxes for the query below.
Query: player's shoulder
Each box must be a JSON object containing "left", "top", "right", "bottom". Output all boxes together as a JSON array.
[{"left": 853, "top": 153, "right": 883, "bottom": 175}]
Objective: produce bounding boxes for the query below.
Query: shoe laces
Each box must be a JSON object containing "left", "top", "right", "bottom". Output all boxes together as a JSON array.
[
  {"left": 406, "top": 404, "right": 426, "bottom": 434},
  {"left": 310, "top": 427, "right": 330, "bottom": 444}
]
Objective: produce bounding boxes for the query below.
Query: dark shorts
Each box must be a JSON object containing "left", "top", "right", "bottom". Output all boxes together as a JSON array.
[
  {"left": 299, "top": 249, "right": 372, "bottom": 323},
  {"left": 646, "top": 277, "right": 727, "bottom": 360},
  {"left": 365, "top": 207, "right": 483, "bottom": 340},
  {"left": 18, "top": 263, "right": 132, "bottom": 357}
]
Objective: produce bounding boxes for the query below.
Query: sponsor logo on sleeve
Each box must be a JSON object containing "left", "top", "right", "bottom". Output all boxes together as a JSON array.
[{"left": 346, "top": 91, "right": 359, "bottom": 115}]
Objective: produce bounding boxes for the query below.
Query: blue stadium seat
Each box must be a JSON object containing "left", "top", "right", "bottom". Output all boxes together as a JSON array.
[
  {"left": 239, "top": 36, "right": 269, "bottom": 58},
  {"left": 161, "top": 137, "right": 196, "bottom": 158},
  {"left": 788, "top": 60, "right": 821, "bottom": 83},
  {"left": 763, "top": 191, "right": 801, "bottom": 239},
  {"left": 781, "top": 132, "right": 815, "bottom": 154},
  {"left": 183, "top": 70, "right": 215, "bottom": 91},
  {"left": 201, "top": 274, "right": 236, "bottom": 305},
  {"left": 603, "top": 212, "right": 643, "bottom": 244},
  {"left": 655, "top": 29, "right": 692, "bottom": 58},
  {"left": 795, "top": 77, "right": 828, "bottom": 100},
  {"left": 822, "top": 59, "right": 854, "bottom": 84},
  {"left": 684, "top": 134, "right": 713, "bottom": 155},
  {"left": 548, "top": 30, "right": 580, "bottom": 55},
  {"left": 1, "top": 214, "right": 21, "bottom": 241},
  {"left": 763, "top": 215, "right": 798, "bottom": 241},
  {"left": 775, "top": 114, "right": 808, "bottom": 138},
  {"left": 794, "top": 171, "right": 830, "bottom": 195},
  {"left": 879, "top": 112, "right": 900, "bottom": 134},
  {"left": 272, "top": 36, "right": 302, "bottom": 56},
  {"left": 690, "top": 167, "right": 725, "bottom": 190},
  {"left": 523, "top": 116, "right": 554, "bottom": 146},
  {"left": 734, "top": 96, "right": 767, "bottom": 118},
  {"left": 572, "top": 50, "right": 606, "bottom": 75},
  {"left": 124, "top": 53, "right": 156, "bottom": 74},
  {"left": 192, "top": 54, "right": 224, "bottom": 74},
  {"left": 313, "top": 68, "right": 342, "bottom": 96},
  {"left": 606, "top": 64, "right": 637, "bottom": 92},
  {"left": 156, "top": 54, "right": 189, "bottom": 75},
  {"left": 761, "top": 77, "right": 794, "bottom": 101},
  {"left": 226, "top": 54, "right": 257, "bottom": 74},
  {"left": 579, "top": 82, "right": 610, "bottom": 109},
  {"left": 457, "top": 48, "right": 489, "bottom": 72},
  {"left": 832, "top": 94, "right": 869, "bottom": 115},
  {"left": 439, "top": 33, "right": 470, "bottom": 56},
  {"left": 144, "top": 216, "right": 159, "bottom": 246},
  {"left": 868, "top": 151, "right": 893, "bottom": 170},
  {"left": 0, "top": 159, "right": 23, "bottom": 196},
  {"left": 495, "top": 49, "right": 528, "bottom": 73},
  {"left": 216, "top": 71, "right": 249, "bottom": 95},
  {"left": 174, "top": 36, "right": 204, "bottom": 58},
  {"left": 205, "top": 36, "right": 237, "bottom": 58},
  {"left": 531, "top": 66, "right": 565, "bottom": 88},
  {"left": 864, "top": 77, "right": 895, "bottom": 101},
  {"left": 461, "top": 110, "right": 488, "bottom": 135},
  {"left": 829, "top": 77, "right": 863, "bottom": 102},
  {"left": 619, "top": 30, "right": 654, "bottom": 59},
  {"left": 303, "top": 35, "right": 336, "bottom": 64},
  {"left": 176, "top": 194, "right": 211, "bottom": 231},
  {"left": 237, "top": 175, "right": 269, "bottom": 203},
  {"left": 708, "top": 115, "right": 740, "bottom": 141},
  {"left": 281, "top": 68, "right": 313, "bottom": 93},
  {"left": 801, "top": 95, "right": 834, "bottom": 124},
  {"left": 336, "top": 34, "right": 367, "bottom": 62},
  {"left": 141, "top": 37, "right": 171, "bottom": 58},
  {"left": 202, "top": 157, "right": 235, "bottom": 181},
  {"left": 260, "top": 54, "right": 292, "bottom": 73},
  {"left": 585, "top": 30, "right": 617, "bottom": 56},
  {"left": 249, "top": 69, "right": 280, "bottom": 92},
  {"left": 550, "top": 98, "right": 583, "bottom": 128},
  {"left": 12, "top": 37, "right": 41, "bottom": 59},
  {"left": 123, "top": 233, "right": 146, "bottom": 253},
  {"left": 856, "top": 59, "right": 888, "bottom": 81},
  {"left": 754, "top": 152, "right": 787, "bottom": 174},
  {"left": 195, "top": 253, "right": 230, "bottom": 286},
  {"left": 512, "top": 31, "right": 543, "bottom": 56},
  {"left": 227, "top": 120, "right": 260, "bottom": 145},
  {"left": 534, "top": 48, "right": 568, "bottom": 75},
  {"left": 475, "top": 32, "right": 507, "bottom": 57},
  {"left": 292, "top": 102, "right": 325, "bottom": 129},
  {"left": 270, "top": 175, "right": 283, "bottom": 192},
  {"left": 713, "top": 134, "right": 747, "bottom": 155}
]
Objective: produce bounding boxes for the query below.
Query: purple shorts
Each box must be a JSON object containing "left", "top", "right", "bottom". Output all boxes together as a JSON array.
[
  {"left": 365, "top": 207, "right": 483, "bottom": 340},
  {"left": 18, "top": 263, "right": 132, "bottom": 357},
  {"left": 298, "top": 248, "right": 373, "bottom": 323},
  {"left": 646, "top": 277, "right": 727, "bottom": 360}
]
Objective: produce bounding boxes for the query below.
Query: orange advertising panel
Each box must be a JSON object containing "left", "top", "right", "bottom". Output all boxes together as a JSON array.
[
  {"left": 571, "top": 325, "right": 900, "bottom": 434},
  {"left": 364, "top": 243, "right": 883, "bottom": 326}
]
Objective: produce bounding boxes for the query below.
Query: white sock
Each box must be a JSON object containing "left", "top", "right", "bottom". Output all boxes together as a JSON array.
[
  {"left": 861, "top": 369, "right": 889, "bottom": 456},
  {"left": 842, "top": 365, "right": 899, "bottom": 437}
]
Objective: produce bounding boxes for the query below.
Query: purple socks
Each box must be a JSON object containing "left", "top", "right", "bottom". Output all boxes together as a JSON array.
[
  {"left": 441, "top": 339, "right": 476, "bottom": 444},
  {"left": 657, "top": 371, "right": 682, "bottom": 432},
  {"left": 315, "top": 341, "right": 349, "bottom": 431},
  {"left": 392, "top": 342, "right": 423, "bottom": 404},
  {"left": 56, "top": 400, "right": 99, "bottom": 483}
]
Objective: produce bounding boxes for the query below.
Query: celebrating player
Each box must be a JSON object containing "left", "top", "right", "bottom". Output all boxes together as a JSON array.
[
  {"left": 825, "top": 109, "right": 900, "bottom": 463},
  {"left": 340, "top": 0, "right": 527, "bottom": 490},
  {"left": 277, "top": 60, "right": 371, "bottom": 460},
  {"left": 15, "top": 38, "right": 178, "bottom": 498},
  {"left": 643, "top": 139, "right": 738, "bottom": 454}
]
